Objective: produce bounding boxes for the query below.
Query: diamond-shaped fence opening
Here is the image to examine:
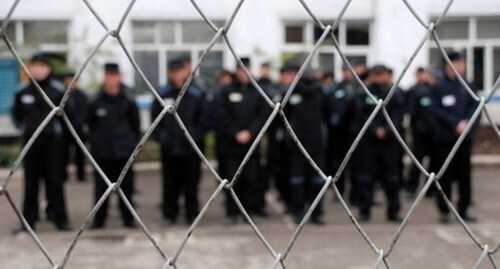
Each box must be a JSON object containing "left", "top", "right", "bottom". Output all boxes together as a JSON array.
[{"left": 0, "top": 0, "right": 499, "bottom": 268}]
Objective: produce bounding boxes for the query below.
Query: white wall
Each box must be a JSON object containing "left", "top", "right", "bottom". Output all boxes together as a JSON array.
[{"left": 2, "top": 0, "right": 500, "bottom": 89}]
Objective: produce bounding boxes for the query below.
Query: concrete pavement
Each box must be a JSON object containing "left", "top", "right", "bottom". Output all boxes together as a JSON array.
[{"left": 0, "top": 164, "right": 498, "bottom": 268}]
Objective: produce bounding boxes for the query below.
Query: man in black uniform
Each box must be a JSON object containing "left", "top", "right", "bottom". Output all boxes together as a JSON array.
[
  {"left": 11, "top": 53, "right": 71, "bottom": 233},
  {"left": 431, "top": 52, "right": 478, "bottom": 223},
  {"left": 356, "top": 64, "right": 405, "bottom": 222},
  {"left": 87, "top": 63, "right": 140, "bottom": 229},
  {"left": 284, "top": 73, "right": 331, "bottom": 224},
  {"left": 63, "top": 72, "right": 88, "bottom": 182},
  {"left": 216, "top": 57, "right": 269, "bottom": 224},
  {"left": 267, "top": 64, "right": 299, "bottom": 213},
  {"left": 151, "top": 58, "right": 206, "bottom": 226},
  {"left": 326, "top": 64, "right": 357, "bottom": 200},
  {"left": 258, "top": 62, "right": 275, "bottom": 94},
  {"left": 405, "top": 67, "right": 436, "bottom": 198}
]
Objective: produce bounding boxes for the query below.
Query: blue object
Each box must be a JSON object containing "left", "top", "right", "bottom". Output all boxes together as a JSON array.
[{"left": 0, "top": 59, "right": 19, "bottom": 115}]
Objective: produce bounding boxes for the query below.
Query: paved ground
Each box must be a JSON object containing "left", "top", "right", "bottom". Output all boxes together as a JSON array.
[{"left": 0, "top": 164, "right": 499, "bottom": 269}]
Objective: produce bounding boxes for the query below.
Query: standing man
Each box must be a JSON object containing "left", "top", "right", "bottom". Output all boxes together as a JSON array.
[
  {"left": 151, "top": 58, "right": 206, "bottom": 226},
  {"left": 11, "top": 53, "right": 71, "bottom": 233},
  {"left": 431, "top": 52, "right": 478, "bottom": 223},
  {"left": 326, "top": 64, "right": 357, "bottom": 200},
  {"left": 355, "top": 64, "right": 405, "bottom": 223},
  {"left": 87, "top": 63, "right": 140, "bottom": 229},
  {"left": 258, "top": 62, "right": 275, "bottom": 94},
  {"left": 63, "top": 71, "right": 88, "bottom": 182},
  {"left": 284, "top": 73, "right": 331, "bottom": 225},
  {"left": 216, "top": 57, "right": 269, "bottom": 224},
  {"left": 267, "top": 63, "right": 299, "bottom": 214},
  {"left": 405, "top": 67, "right": 436, "bottom": 198}
]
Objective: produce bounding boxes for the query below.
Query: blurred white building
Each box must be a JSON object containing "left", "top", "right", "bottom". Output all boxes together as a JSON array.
[{"left": 1, "top": 0, "right": 500, "bottom": 133}]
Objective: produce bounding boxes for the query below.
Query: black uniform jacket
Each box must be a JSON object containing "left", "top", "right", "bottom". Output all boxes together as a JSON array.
[
  {"left": 151, "top": 83, "right": 207, "bottom": 155},
  {"left": 86, "top": 85, "right": 140, "bottom": 160}
]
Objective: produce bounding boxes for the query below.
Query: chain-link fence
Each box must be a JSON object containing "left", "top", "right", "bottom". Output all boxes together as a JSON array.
[{"left": 1, "top": 0, "right": 499, "bottom": 268}]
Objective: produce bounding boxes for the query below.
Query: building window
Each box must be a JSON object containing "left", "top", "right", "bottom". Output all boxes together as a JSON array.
[
  {"left": 283, "top": 20, "right": 370, "bottom": 74},
  {"left": 313, "top": 23, "right": 338, "bottom": 45},
  {"left": 346, "top": 22, "right": 369, "bottom": 45},
  {"left": 134, "top": 51, "right": 160, "bottom": 92},
  {"left": 285, "top": 25, "right": 304, "bottom": 43},
  {"left": 0, "top": 20, "right": 68, "bottom": 47},
  {"left": 435, "top": 20, "right": 469, "bottom": 40},
  {"left": 23, "top": 21, "right": 67, "bottom": 45},
  {"left": 494, "top": 48, "right": 500, "bottom": 84},
  {"left": 132, "top": 20, "right": 226, "bottom": 93},
  {"left": 159, "top": 22, "right": 176, "bottom": 44},
  {"left": 429, "top": 17, "right": 500, "bottom": 91},
  {"left": 0, "top": 21, "right": 16, "bottom": 44},
  {"left": 182, "top": 21, "right": 220, "bottom": 44},
  {"left": 132, "top": 21, "right": 156, "bottom": 43},
  {"left": 477, "top": 18, "right": 500, "bottom": 40}
]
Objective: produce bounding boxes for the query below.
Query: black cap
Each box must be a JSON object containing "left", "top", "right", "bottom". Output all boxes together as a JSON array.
[
  {"left": 359, "top": 70, "right": 369, "bottom": 81},
  {"left": 445, "top": 51, "right": 463, "bottom": 63},
  {"left": 63, "top": 71, "right": 76, "bottom": 78},
  {"left": 180, "top": 55, "right": 191, "bottom": 63},
  {"left": 280, "top": 63, "right": 300, "bottom": 73},
  {"left": 416, "top": 67, "right": 425, "bottom": 73},
  {"left": 168, "top": 58, "right": 184, "bottom": 70},
  {"left": 370, "top": 64, "right": 389, "bottom": 74},
  {"left": 30, "top": 53, "right": 51, "bottom": 66},
  {"left": 323, "top": 71, "right": 334, "bottom": 79},
  {"left": 104, "top": 63, "right": 120, "bottom": 74},
  {"left": 238, "top": 57, "right": 251, "bottom": 68}
]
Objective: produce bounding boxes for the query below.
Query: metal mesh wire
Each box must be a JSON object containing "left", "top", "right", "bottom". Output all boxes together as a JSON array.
[{"left": 1, "top": 0, "right": 500, "bottom": 268}]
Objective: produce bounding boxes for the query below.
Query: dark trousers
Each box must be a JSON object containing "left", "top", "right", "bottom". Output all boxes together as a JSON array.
[
  {"left": 435, "top": 142, "right": 472, "bottom": 215},
  {"left": 65, "top": 132, "right": 86, "bottom": 181},
  {"left": 93, "top": 159, "right": 134, "bottom": 226},
  {"left": 289, "top": 150, "right": 325, "bottom": 219},
  {"left": 23, "top": 136, "right": 69, "bottom": 228},
  {"left": 267, "top": 143, "right": 291, "bottom": 209},
  {"left": 220, "top": 156, "right": 264, "bottom": 217},
  {"left": 161, "top": 154, "right": 201, "bottom": 221},
  {"left": 357, "top": 140, "right": 401, "bottom": 217},
  {"left": 406, "top": 133, "right": 436, "bottom": 194},
  {"left": 328, "top": 128, "right": 351, "bottom": 197}
]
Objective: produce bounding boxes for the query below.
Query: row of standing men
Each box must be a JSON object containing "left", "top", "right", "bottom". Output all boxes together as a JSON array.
[{"left": 11, "top": 51, "right": 477, "bottom": 232}]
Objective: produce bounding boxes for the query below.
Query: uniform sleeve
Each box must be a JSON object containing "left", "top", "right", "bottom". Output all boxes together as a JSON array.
[
  {"left": 322, "top": 90, "right": 334, "bottom": 124},
  {"left": 384, "top": 88, "right": 405, "bottom": 134},
  {"left": 150, "top": 95, "right": 162, "bottom": 122},
  {"left": 85, "top": 100, "right": 96, "bottom": 131},
  {"left": 465, "top": 83, "right": 479, "bottom": 120},
  {"left": 194, "top": 93, "right": 209, "bottom": 145},
  {"left": 407, "top": 88, "right": 418, "bottom": 129},
  {"left": 465, "top": 83, "right": 480, "bottom": 133},
  {"left": 11, "top": 91, "right": 24, "bottom": 129},
  {"left": 129, "top": 99, "right": 141, "bottom": 140}
]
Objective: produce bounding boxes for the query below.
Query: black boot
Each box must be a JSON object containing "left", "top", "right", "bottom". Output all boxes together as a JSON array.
[
  {"left": 309, "top": 182, "right": 325, "bottom": 225},
  {"left": 290, "top": 183, "right": 305, "bottom": 225}
]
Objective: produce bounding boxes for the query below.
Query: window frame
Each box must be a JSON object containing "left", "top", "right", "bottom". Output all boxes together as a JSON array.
[
  {"left": 429, "top": 16, "right": 500, "bottom": 92},
  {"left": 282, "top": 19, "right": 371, "bottom": 78},
  {"left": 132, "top": 20, "right": 227, "bottom": 92},
  {"left": 0, "top": 20, "right": 69, "bottom": 57}
]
